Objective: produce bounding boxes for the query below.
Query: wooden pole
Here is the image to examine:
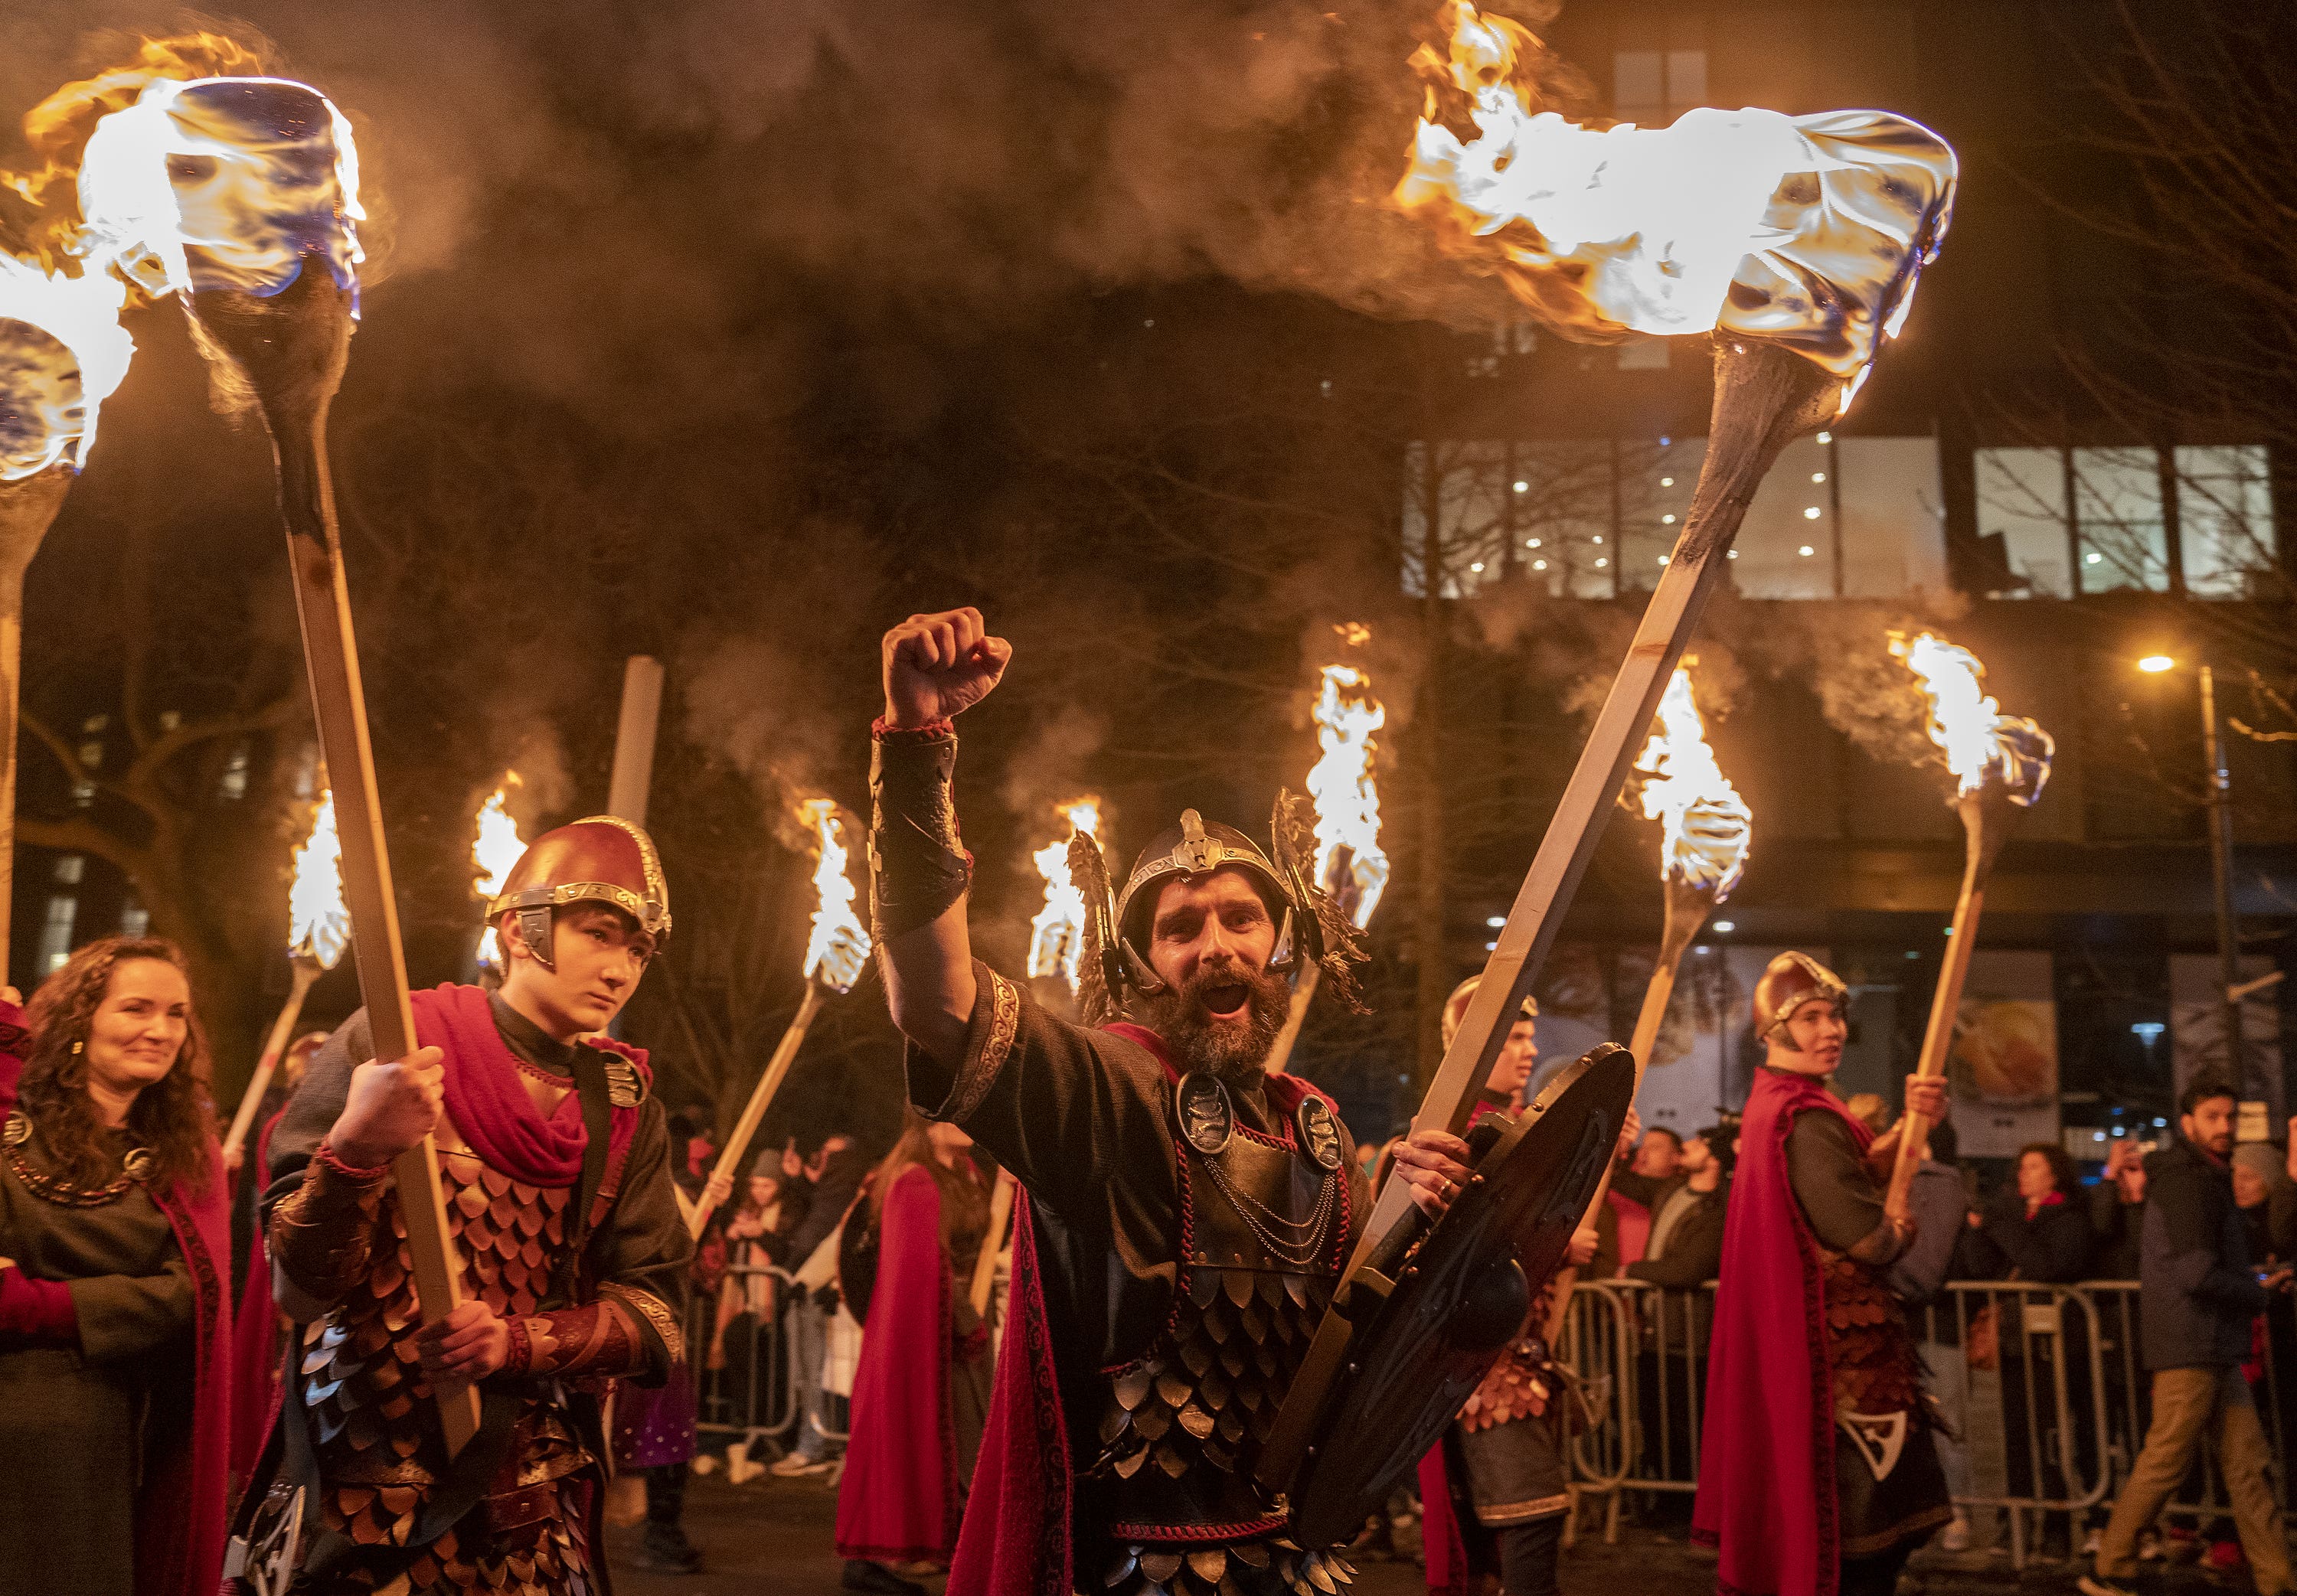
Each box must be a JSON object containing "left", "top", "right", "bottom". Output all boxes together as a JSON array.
[
  {"left": 1884, "top": 786, "right": 2016, "bottom": 1218},
  {"left": 1261, "top": 342, "right": 1838, "bottom": 1493},
  {"left": 606, "top": 655, "right": 665, "bottom": 825},
  {"left": 186, "top": 267, "right": 479, "bottom": 1454},
  {"left": 688, "top": 982, "right": 827, "bottom": 1238},
  {"left": 1262, "top": 964, "right": 1322, "bottom": 1077},
  {"left": 969, "top": 1170, "right": 1017, "bottom": 1320},
  {"left": 0, "top": 465, "right": 73, "bottom": 980},
  {"left": 221, "top": 958, "right": 321, "bottom": 1160},
  {"left": 1344, "top": 341, "right": 1838, "bottom": 1278}
]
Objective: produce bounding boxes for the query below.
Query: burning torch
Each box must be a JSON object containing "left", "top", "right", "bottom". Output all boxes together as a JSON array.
[
  {"left": 221, "top": 787, "right": 350, "bottom": 1160},
  {"left": 1266, "top": 638, "right": 1390, "bottom": 1075},
  {"left": 77, "top": 74, "right": 480, "bottom": 1448},
  {"left": 1264, "top": 2, "right": 1959, "bottom": 1487},
  {"left": 1026, "top": 796, "right": 1104, "bottom": 1000},
  {"left": 0, "top": 258, "right": 133, "bottom": 971},
  {"left": 472, "top": 776, "right": 527, "bottom": 971},
  {"left": 1881, "top": 632, "right": 2052, "bottom": 1217},
  {"left": 688, "top": 798, "right": 872, "bottom": 1238}
]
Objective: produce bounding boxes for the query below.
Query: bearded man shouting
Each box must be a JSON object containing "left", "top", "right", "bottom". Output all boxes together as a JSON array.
[{"left": 869, "top": 607, "right": 1472, "bottom": 1596}]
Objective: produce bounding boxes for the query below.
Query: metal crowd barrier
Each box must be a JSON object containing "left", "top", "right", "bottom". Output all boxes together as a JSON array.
[
  {"left": 1554, "top": 1278, "right": 2292, "bottom": 1569},
  {"left": 691, "top": 1262, "right": 803, "bottom": 1459}
]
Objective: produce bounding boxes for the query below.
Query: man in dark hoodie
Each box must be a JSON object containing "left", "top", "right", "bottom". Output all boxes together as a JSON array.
[{"left": 2080, "top": 1077, "right": 2293, "bottom": 1596}]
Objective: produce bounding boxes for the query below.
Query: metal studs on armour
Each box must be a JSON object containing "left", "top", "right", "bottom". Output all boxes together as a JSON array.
[
  {"left": 1175, "top": 1072, "right": 1234, "bottom": 1156},
  {"left": 1295, "top": 1097, "right": 1342, "bottom": 1172}
]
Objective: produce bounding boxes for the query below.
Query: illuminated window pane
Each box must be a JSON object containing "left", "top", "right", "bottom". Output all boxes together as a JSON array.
[
  {"left": 1616, "top": 439, "right": 1702, "bottom": 595},
  {"left": 1975, "top": 448, "right": 2070, "bottom": 598},
  {"left": 1403, "top": 440, "right": 1509, "bottom": 598},
  {"left": 1838, "top": 438, "right": 1947, "bottom": 597},
  {"left": 2073, "top": 446, "right": 2169, "bottom": 592},
  {"left": 1666, "top": 49, "right": 1707, "bottom": 107},
  {"left": 40, "top": 895, "right": 76, "bottom": 974},
  {"left": 1734, "top": 436, "right": 1834, "bottom": 597},
  {"left": 2176, "top": 445, "right": 2275, "bottom": 599},
  {"left": 1613, "top": 51, "right": 1663, "bottom": 122},
  {"left": 1515, "top": 442, "right": 1616, "bottom": 597}
]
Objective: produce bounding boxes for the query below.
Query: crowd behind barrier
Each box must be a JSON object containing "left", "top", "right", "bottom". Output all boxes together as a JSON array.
[{"left": 1559, "top": 1278, "right": 2292, "bottom": 1568}]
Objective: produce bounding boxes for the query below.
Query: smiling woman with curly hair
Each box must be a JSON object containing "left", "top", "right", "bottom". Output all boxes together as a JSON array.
[{"left": 0, "top": 935, "right": 237, "bottom": 1596}]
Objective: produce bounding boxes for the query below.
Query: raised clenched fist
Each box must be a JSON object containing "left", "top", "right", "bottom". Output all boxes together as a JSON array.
[
  {"left": 882, "top": 608, "right": 1011, "bottom": 729},
  {"left": 330, "top": 1045, "right": 446, "bottom": 1168}
]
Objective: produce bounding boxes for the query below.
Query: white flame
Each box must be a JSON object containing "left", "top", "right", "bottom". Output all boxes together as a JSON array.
[
  {"left": 1888, "top": 632, "right": 2055, "bottom": 805},
  {"left": 77, "top": 76, "right": 364, "bottom": 305},
  {"left": 1308, "top": 656, "right": 1390, "bottom": 929},
  {"left": 1028, "top": 797, "right": 1104, "bottom": 993},
  {"left": 0, "top": 256, "right": 134, "bottom": 481},
  {"left": 472, "top": 776, "right": 525, "bottom": 968},
  {"left": 287, "top": 788, "right": 349, "bottom": 968},
  {"left": 1635, "top": 666, "right": 1751, "bottom": 899},
  {"left": 800, "top": 798, "right": 871, "bottom": 994},
  {"left": 1395, "top": 2, "right": 1956, "bottom": 410}
]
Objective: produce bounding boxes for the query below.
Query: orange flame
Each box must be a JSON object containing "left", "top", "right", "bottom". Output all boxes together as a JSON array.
[
  {"left": 1395, "top": 1, "right": 1956, "bottom": 410},
  {"left": 0, "top": 255, "right": 132, "bottom": 480},
  {"left": 1634, "top": 664, "right": 1750, "bottom": 899},
  {"left": 1307, "top": 635, "right": 1389, "bottom": 929},
  {"left": 288, "top": 788, "right": 349, "bottom": 968},
  {"left": 1028, "top": 797, "right": 1103, "bottom": 993},
  {"left": 1887, "top": 632, "right": 2054, "bottom": 804},
  {"left": 472, "top": 775, "right": 525, "bottom": 968},
  {"left": 799, "top": 798, "right": 871, "bottom": 993}
]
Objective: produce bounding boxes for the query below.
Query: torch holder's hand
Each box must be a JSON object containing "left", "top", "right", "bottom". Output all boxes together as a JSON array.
[
  {"left": 882, "top": 607, "right": 1011, "bottom": 728},
  {"left": 330, "top": 1046, "right": 446, "bottom": 1170}
]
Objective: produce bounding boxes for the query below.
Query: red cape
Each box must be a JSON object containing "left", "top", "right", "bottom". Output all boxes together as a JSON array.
[
  {"left": 228, "top": 1104, "right": 289, "bottom": 1493},
  {"left": 0, "top": 1007, "right": 234, "bottom": 1596},
  {"left": 948, "top": 1027, "right": 1339, "bottom": 1596},
  {"left": 1691, "top": 1068, "right": 1872, "bottom": 1596},
  {"left": 836, "top": 1164, "right": 966, "bottom": 1562}
]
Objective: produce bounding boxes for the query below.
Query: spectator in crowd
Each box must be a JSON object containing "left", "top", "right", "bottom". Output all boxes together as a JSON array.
[
  {"left": 1887, "top": 1116, "right": 1984, "bottom": 1552},
  {"left": 1632, "top": 1127, "right": 1684, "bottom": 1181},
  {"left": 712, "top": 1152, "right": 809, "bottom": 1471},
  {"left": 1613, "top": 1122, "right": 1731, "bottom": 1513},
  {"left": 774, "top": 1131, "right": 871, "bottom": 1477},
  {"left": 2090, "top": 1137, "right": 2150, "bottom": 1281},
  {"left": 2230, "top": 1141, "right": 2296, "bottom": 1265},
  {"left": 2080, "top": 1079, "right": 2294, "bottom": 1596},
  {"left": 1972, "top": 1142, "right": 2094, "bottom": 1283}
]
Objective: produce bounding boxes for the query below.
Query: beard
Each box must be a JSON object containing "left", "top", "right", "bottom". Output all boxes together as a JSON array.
[{"left": 1137, "top": 959, "right": 1294, "bottom": 1085}]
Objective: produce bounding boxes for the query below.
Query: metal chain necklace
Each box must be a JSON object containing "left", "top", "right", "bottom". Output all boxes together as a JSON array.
[
  {"left": 2, "top": 1111, "right": 155, "bottom": 1207},
  {"left": 1200, "top": 1153, "right": 1335, "bottom": 1265}
]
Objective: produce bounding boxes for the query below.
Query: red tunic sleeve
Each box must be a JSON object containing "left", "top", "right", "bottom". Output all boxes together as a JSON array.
[{"left": 835, "top": 1165, "right": 959, "bottom": 1563}]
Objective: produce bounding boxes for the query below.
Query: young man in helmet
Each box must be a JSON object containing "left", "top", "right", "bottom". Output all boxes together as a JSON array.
[
  {"left": 871, "top": 607, "right": 1474, "bottom": 1596},
  {"left": 1693, "top": 952, "right": 1952, "bottom": 1596},
  {"left": 258, "top": 818, "right": 693, "bottom": 1594}
]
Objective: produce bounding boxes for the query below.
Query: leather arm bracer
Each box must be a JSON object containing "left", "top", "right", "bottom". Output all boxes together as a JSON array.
[
  {"left": 268, "top": 1142, "right": 389, "bottom": 1308},
  {"left": 869, "top": 719, "right": 974, "bottom": 941},
  {"left": 502, "top": 1297, "right": 645, "bottom": 1381}
]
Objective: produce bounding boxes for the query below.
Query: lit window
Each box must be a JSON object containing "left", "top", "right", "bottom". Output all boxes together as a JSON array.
[
  {"left": 1974, "top": 447, "right": 2070, "bottom": 597},
  {"left": 2073, "top": 447, "right": 2170, "bottom": 593},
  {"left": 2177, "top": 445, "right": 2275, "bottom": 599},
  {"left": 119, "top": 898, "right": 150, "bottom": 938},
  {"left": 39, "top": 895, "right": 76, "bottom": 974}
]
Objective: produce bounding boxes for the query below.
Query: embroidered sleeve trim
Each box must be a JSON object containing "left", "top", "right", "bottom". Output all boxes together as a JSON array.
[
  {"left": 934, "top": 968, "right": 1019, "bottom": 1128},
  {"left": 600, "top": 1280, "right": 685, "bottom": 1368}
]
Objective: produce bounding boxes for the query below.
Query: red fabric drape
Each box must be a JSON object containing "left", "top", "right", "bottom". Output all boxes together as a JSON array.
[
  {"left": 1691, "top": 1068, "right": 1873, "bottom": 1596},
  {"left": 836, "top": 1166, "right": 960, "bottom": 1563},
  {"left": 1609, "top": 1190, "right": 1651, "bottom": 1271},
  {"left": 228, "top": 1105, "right": 289, "bottom": 1491},
  {"left": 414, "top": 984, "right": 645, "bottom": 1188}
]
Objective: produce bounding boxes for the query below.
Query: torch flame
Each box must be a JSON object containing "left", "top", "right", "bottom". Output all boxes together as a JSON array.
[
  {"left": 1634, "top": 665, "right": 1751, "bottom": 899},
  {"left": 472, "top": 776, "right": 526, "bottom": 968},
  {"left": 1887, "top": 632, "right": 2054, "bottom": 805},
  {"left": 1028, "top": 797, "right": 1104, "bottom": 994},
  {"left": 0, "top": 256, "right": 134, "bottom": 481},
  {"left": 287, "top": 788, "right": 350, "bottom": 969},
  {"left": 799, "top": 798, "right": 871, "bottom": 994},
  {"left": 77, "top": 75, "right": 364, "bottom": 308},
  {"left": 1395, "top": 1, "right": 1956, "bottom": 410},
  {"left": 1307, "top": 650, "right": 1390, "bottom": 929}
]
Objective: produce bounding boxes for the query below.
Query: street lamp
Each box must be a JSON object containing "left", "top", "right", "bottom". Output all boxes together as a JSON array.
[{"left": 2135, "top": 654, "right": 2243, "bottom": 1072}]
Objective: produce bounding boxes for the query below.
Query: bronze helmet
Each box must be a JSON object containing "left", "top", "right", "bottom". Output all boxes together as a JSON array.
[
  {"left": 485, "top": 815, "right": 671, "bottom": 970},
  {"left": 1751, "top": 951, "right": 1846, "bottom": 1046},
  {"left": 1439, "top": 974, "right": 1537, "bottom": 1052},
  {"left": 1103, "top": 810, "right": 1317, "bottom": 997}
]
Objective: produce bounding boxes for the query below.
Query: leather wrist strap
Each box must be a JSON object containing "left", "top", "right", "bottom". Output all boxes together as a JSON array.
[{"left": 869, "top": 720, "right": 973, "bottom": 941}]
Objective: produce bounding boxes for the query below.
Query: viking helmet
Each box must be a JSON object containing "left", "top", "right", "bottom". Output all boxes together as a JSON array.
[
  {"left": 1752, "top": 951, "right": 1846, "bottom": 1046},
  {"left": 1439, "top": 974, "right": 1537, "bottom": 1051},
  {"left": 486, "top": 815, "right": 671, "bottom": 971},
  {"left": 1105, "top": 809, "right": 1317, "bottom": 996}
]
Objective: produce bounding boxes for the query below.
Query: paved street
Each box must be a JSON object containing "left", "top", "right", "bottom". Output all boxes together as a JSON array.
[{"left": 600, "top": 1472, "right": 2269, "bottom": 1596}]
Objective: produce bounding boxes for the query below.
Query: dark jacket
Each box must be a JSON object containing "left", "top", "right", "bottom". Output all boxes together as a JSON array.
[
  {"left": 2089, "top": 1182, "right": 2146, "bottom": 1281},
  {"left": 2140, "top": 1139, "right": 2272, "bottom": 1372},
  {"left": 1890, "top": 1159, "right": 1988, "bottom": 1345},
  {"left": 1972, "top": 1188, "right": 2094, "bottom": 1283},
  {"left": 1615, "top": 1168, "right": 1728, "bottom": 1351}
]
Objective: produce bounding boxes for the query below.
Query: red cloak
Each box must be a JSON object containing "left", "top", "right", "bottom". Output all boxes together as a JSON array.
[
  {"left": 1691, "top": 1067, "right": 1872, "bottom": 1596},
  {"left": 228, "top": 1104, "right": 290, "bottom": 1493},
  {"left": 835, "top": 1164, "right": 966, "bottom": 1562}
]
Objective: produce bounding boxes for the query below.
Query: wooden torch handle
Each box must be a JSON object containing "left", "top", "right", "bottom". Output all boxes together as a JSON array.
[
  {"left": 223, "top": 960, "right": 322, "bottom": 1160},
  {"left": 969, "top": 1170, "right": 1018, "bottom": 1320},
  {"left": 1884, "top": 855, "right": 1988, "bottom": 1219},
  {"left": 688, "top": 983, "right": 828, "bottom": 1239}
]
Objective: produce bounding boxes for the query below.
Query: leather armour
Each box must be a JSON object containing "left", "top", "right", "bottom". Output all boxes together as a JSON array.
[
  {"left": 1084, "top": 1092, "right": 1357, "bottom": 1596},
  {"left": 1821, "top": 1252, "right": 1923, "bottom": 1417}
]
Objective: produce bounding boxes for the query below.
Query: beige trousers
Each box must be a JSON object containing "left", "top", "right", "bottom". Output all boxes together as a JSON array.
[{"left": 2094, "top": 1364, "right": 2290, "bottom": 1592}]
